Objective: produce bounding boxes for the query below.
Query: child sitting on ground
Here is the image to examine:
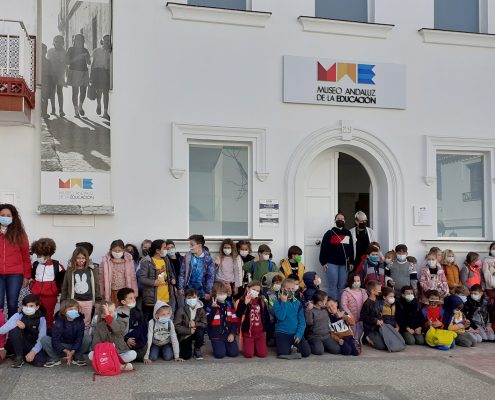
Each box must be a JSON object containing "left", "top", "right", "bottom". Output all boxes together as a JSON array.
[
  {"left": 360, "top": 280, "right": 386, "bottom": 350},
  {"left": 443, "top": 294, "right": 476, "bottom": 347},
  {"left": 144, "top": 301, "right": 182, "bottom": 363},
  {"left": 327, "top": 297, "right": 359, "bottom": 356},
  {"left": 380, "top": 287, "right": 398, "bottom": 330},
  {"left": 0, "top": 294, "right": 47, "bottom": 368},
  {"left": 305, "top": 290, "right": 340, "bottom": 355},
  {"left": 174, "top": 288, "right": 207, "bottom": 360},
  {"left": 207, "top": 281, "right": 240, "bottom": 359},
  {"left": 274, "top": 279, "right": 310, "bottom": 359},
  {"left": 396, "top": 285, "right": 425, "bottom": 345},
  {"left": 41, "top": 299, "right": 90, "bottom": 367},
  {"left": 89, "top": 301, "right": 136, "bottom": 370},
  {"left": 464, "top": 284, "right": 495, "bottom": 342}
]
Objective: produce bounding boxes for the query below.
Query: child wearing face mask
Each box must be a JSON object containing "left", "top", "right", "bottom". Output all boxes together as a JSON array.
[
  {"left": 89, "top": 301, "right": 137, "bottom": 370},
  {"left": 243, "top": 244, "right": 279, "bottom": 282},
  {"left": 463, "top": 284, "right": 495, "bottom": 342},
  {"left": 460, "top": 252, "right": 483, "bottom": 290},
  {"left": 30, "top": 238, "right": 66, "bottom": 329},
  {"left": 274, "top": 279, "right": 310, "bottom": 359},
  {"left": 302, "top": 271, "right": 321, "bottom": 306},
  {"left": 341, "top": 274, "right": 368, "bottom": 341},
  {"left": 235, "top": 281, "right": 270, "bottom": 358},
  {"left": 395, "top": 285, "right": 425, "bottom": 345},
  {"left": 360, "top": 280, "right": 387, "bottom": 350},
  {"left": 383, "top": 250, "right": 396, "bottom": 270},
  {"left": 359, "top": 245, "right": 386, "bottom": 287},
  {"left": 237, "top": 240, "right": 255, "bottom": 296},
  {"left": 0, "top": 294, "right": 47, "bottom": 368},
  {"left": 61, "top": 247, "right": 101, "bottom": 334},
  {"left": 143, "top": 302, "right": 182, "bottom": 364},
  {"left": 174, "top": 288, "right": 207, "bottom": 360},
  {"left": 380, "top": 287, "right": 399, "bottom": 331},
  {"left": 419, "top": 251, "right": 449, "bottom": 304},
  {"left": 116, "top": 288, "right": 148, "bottom": 362},
  {"left": 207, "top": 282, "right": 240, "bottom": 359},
  {"left": 280, "top": 246, "right": 306, "bottom": 289},
  {"left": 263, "top": 274, "right": 284, "bottom": 345},
  {"left": 100, "top": 239, "right": 138, "bottom": 304},
  {"left": 215, "top": 239, "right": 243, "bottom": 297},
  {"left": 443, "top": 295, "right": 476, "bottom": 347},
  {"left": 41, "top": 299, "right": 90, "bottom": 367},
  {"left": 165, "top": 240, "right": 183, "bottom": 282},
  {"left": 441, "top": 250, "right": 461, "bottom": 293},
  {"left": 385, "top": 244, "right": 418, "bottom": 298}
]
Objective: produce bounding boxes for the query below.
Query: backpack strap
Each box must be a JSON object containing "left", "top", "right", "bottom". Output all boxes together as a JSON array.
[{"left": 269, "top": 260, "right": 273, "bottom": 273}]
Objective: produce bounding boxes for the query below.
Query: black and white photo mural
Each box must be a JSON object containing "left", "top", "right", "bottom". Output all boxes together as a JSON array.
[{"left": 39, "top": 0, "right": 112, "bottom": 215}]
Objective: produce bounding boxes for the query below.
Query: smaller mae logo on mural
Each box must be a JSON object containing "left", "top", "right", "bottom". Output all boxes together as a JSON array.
[
  {"left": 316, "top": 62, "right": 377, "bottom": 105},
  {"left": 58, "top": 178, "right": 95, "bottom": 200}
]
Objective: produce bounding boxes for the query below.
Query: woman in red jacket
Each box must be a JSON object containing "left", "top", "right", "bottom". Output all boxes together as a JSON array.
[{"left": 0, "top": 204, "right": 31, "bottom": 318}]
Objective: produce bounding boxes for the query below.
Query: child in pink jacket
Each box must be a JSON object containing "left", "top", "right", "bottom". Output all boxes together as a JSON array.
[{"left": 341, "top": 274, "right": 368, "bottom": 340}]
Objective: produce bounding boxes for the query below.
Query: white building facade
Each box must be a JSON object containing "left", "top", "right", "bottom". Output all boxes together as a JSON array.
[{"left": 1, "top": 0, "right": 495, "bottom": 285}]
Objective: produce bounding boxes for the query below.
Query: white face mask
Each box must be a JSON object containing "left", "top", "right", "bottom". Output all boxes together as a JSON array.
[
  {"left": 491, "top": 250, "right": 495, "bottom": 257},
  {"left": 249, "top": 289, "right": 259, "bottom": 298},
  {"left": 404, "top": 294, "right": 414, "bottom": 302},
  {"left": 428, "top": 260, "right": 437, "bottom": 268},
  {"left": 36, "top": 257, "right": 47, "bottom": 264},
  {"left": 272, "top": 284, "right": 281, "bottom": 292},
  {"left": 352, "top": 282, "right": 361, "bottom": 289},
  {"left": 240, "top": 250, "right": 249, "bottom": 257},
  {"left": 397, "top": 255, "right": 407, "bottom": 262},
  {"left": 127, "top": 302, "right": 136, "bottom": 309},
  {"left": 471, "top": 294, "right": 481, "bottom": 301},
  {"left": 22, "top": 306, "right": 36, "bottom": 316},
  {"left": 262, "top": 254, "right": 270, "bottom": 261},
  {"left": 160, "top": 250, "right": 167, "bottom": 258},
  {"left": 387, "top": 297, "right": 395, "bottom": 305},
  {"left": 315, "top": 278, "right": 321, "bottom": 286},
  {"left": 216, "top": 294, "right": 227, "bottom": 303},
  {"left": 223, "top": 248, "right": 232, "bottom": 256},
  {"left": 458, "top": 295, "right": 467, "bottom": 303},
  {"left": 167, "top": 248, "right": 176, "bottom": 256},
  {"left": 385, "top": 258, "right": 393, "bottom": 265},
  {"left": 112, "top": 251, "right": 124, "bottom": 259},
  {"left": 446, "top": 256, "right": 455, "bottom": 264}
]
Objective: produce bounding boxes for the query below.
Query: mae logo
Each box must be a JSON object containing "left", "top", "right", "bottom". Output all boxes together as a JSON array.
[
  {"left": 58, "top": 178, "right": 95, "bottom": 200},
  {"left": 317, "top": 62, "right": 375, "bottom": 85}
]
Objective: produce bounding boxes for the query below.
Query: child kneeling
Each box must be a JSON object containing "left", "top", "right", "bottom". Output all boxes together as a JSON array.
[{"left": 360, "top": 280, "right": 387, "bottom": 350}]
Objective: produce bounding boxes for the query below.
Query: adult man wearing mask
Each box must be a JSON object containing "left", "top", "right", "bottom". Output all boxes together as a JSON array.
[
  {"left": 350, "top": 211, "right": 377, "bottom": 270},
  {"left": 319, "top": 213, "right": 354, "bottom": 301}
]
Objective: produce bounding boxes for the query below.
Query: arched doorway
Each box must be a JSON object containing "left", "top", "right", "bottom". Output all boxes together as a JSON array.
[{"left": 285, "top": 125, "right": 404, "bottom": 289}]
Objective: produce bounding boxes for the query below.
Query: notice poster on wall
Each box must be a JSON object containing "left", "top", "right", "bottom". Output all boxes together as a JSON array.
[
  {"left": 39, "top": 0, "right": 113, "bottom": 215},
  {"left": 259, "top": 199, "right": 279, "bottom": 227}
]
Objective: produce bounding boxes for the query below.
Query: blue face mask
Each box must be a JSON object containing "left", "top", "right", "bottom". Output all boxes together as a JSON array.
[
  {"left": 112, "top": 314, "right": 118, "bottom": 320},
  {"left": 66, "top": 310, "right": 80, "bottom": 319},
  {"left": 0, "top": 216, "right": 12, "bottom": 226},
  {"left": 159, "top": 316, "right": 171, "bottom": 324},
  {"left": 369, "top": 256, "right": 380, "bottom": 263}
]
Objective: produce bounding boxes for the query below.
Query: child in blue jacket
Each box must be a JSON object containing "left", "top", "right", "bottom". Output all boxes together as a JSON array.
[{"left": 274, "top": 278, "right": 310, "bottom": 359}]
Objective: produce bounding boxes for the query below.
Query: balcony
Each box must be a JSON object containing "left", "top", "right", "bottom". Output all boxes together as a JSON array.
[{"left": 0, "top": 20, "right": 36, "bottom": 126}]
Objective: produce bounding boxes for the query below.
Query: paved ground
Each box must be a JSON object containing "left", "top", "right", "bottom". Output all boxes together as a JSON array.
[{"left": 1, "top": 342, "right": 494, "bottom": 400}]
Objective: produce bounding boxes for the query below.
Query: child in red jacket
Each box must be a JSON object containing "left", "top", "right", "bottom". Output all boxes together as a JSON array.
[
  {"left": 30, "top": 238, "right": 66, "bottom": 329},
  {"left": 421, "top": 290, "right": 444, "bottom": 331}
]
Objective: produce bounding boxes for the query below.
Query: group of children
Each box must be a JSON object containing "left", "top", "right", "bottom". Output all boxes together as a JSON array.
[{"left": 1, "top": 235, "right": 495, "bottom": 370}]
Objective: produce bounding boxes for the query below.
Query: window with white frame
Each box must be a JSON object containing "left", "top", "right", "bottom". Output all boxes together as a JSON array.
[
  {"left": 434, "top": 0, "right": 479, "bottom": 33},
  {"left": 436, "top": 153, "right": 485, "bottom": 238},
  {"left": 189, "top": 144, "right": 249, "bottom": 237},
  {"left": 315, "top": 0, "right": 368, "bottom": 23},
  {"left": 188, "top": 0, "right": 247, "bottom": 10}
]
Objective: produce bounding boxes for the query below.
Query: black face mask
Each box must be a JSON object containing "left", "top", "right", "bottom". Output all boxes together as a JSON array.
[
  {"left": 142, "top": 249, "right": 149, "bottom": 257},
  {"left": 358, "top": 222, "right": 367, "bottom": 230},
  {"left": 335, "top": 220, "right": 345, "bottom": 228}
]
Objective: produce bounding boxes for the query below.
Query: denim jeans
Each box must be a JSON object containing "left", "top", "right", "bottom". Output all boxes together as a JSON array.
[
  {"left": 0, "top": 274, "right": 24, "bottom": 318},
  {"left": 149, "top": 343, "right": 174, "bottom": 361},
  {"left": 326, "top": 264, "right": 347, "bottom": 302}
]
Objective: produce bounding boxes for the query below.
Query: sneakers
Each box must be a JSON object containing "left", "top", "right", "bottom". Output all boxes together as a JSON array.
[
  {"left": 121, "top": 363, "right": 134, "bottom": 371},
  {"left": 277, "top": 353, "right": 302, "bottom": 360},
  {"left": 44, "top": 360, "right": 61, "bottom": 368},
  {"left": 12, "top": 358, "right": 24, "bottom": 368},
  {"left": 72, "top": 359, "right": 87, "bottom": 367},
  {"left": 193, "top": 348, "right": 204, "bottom": 360}
]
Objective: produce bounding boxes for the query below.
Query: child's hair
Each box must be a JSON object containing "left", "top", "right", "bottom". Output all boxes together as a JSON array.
[
  {"left": 429, "top": 246, "right": 441, "bottom": 254},
  {"left": 381, "top": 287, "right": 394, "bottom": 297},
  {"left": 367, "top": 244, "right": 380, "bottom": 254},
  {"left": 440, "top": 249, "right": 455, "bottom": 264},
  {"left": 425, "top": 250, "right": 437, "bottom": 259},
  {"left": 327, "top": 296, "right": 338, "bottom": 304},
  {"left": 425, "top": 289, "right": 440, "bottom": 299},
  {"left": 148, "top": 239, "right": 165, "bottom": 258},
  {"left": 470, "top": 284, "right": 483, "bottom": 292},
  {"left": 30, "top": 238, "right": 56, "bottom": 257},
  {"left": 219, "top": 238, "right": 237, "bottom": 257},
  {"left": 185, "top": 288, "right": 198, "bottom": 298},
  {"left": 141, "top": 239, "right": 152, "bottom": 249},
  {"left": 189, "top": 234, "right": 205, "bottom": 247},
  {"left": 287, "top": 245, "right": 302, "bottom": 259},
  {"left": 281, "top": 278, "right": 295, "bottom": 289},
  {"left": 125, "top": 243, "right": 140, "bottom": 262},
  {"left": 489, "top": 242, "right": 495, "bottom": 252},
  {"left": 258, "top": 244, "right": 271, "bottom": 254},
  {"left": 53, "top": 34, "right": 64, "bottom": 44},
  {"left": 247, "top": 280, "right": 262, "bottom": 289},
  {"left": 110, "top": 239, "right": 125, "bottom": 251},
  {"left": 365, "top": 280, "right": 380, "bottom": 294},
  {"left": 312, "top": 290, "right": 328, "bottom": 304},
  {"left": 452, "top": 286, "right": 470, "bottom": 296},
  {"left": 211, "top": 281, "right": 229, "bottom": 297},
  {"left": 288, "top": 273, "right": 299, "bottom": 282},
  {"left": 69, "top": 247, "right": 90, "bottom": 269},
  {"left": 347, "top": 273, "right": 359, "bottom": 287},
  {"left": 116, "top": 287, "right": 135, "bottom": 304},
  {"left": 384, "top": 250, "right": 396, "bottom": 259},
  {"left": 395, "top": 244, "right": 408, "bottom": 253},
  {"left": 272, "top": 275, "right": 283, "bottom": 284},
  {"left": 59, "top": 299, "right": 80, "bottom": 317},
  {"left": 156, "top": 304, "right": 171, "bottom": 316},
  {"left": 22, "top": 294, "right": 40, "bottom": 306},
  {"left": 400, "top": 285, "right": 413, "bottom": 294},
  {"left": 369, "top": 241, "right": 381, "bottom": 250},
  {"left": 406, "top": 256, "right": 417, "bottom": 264},
  {"left": 465, "top": 252, "right": 480, "bottom": 265},
  {"left": 97, "top": 301, "right": 115, "bottom": 321},
  {"left": 75, "top": 241, "right": 93, "bottom": 256},
  {"left": 236, "top": 240, "right": 252, "bottom": 252}
]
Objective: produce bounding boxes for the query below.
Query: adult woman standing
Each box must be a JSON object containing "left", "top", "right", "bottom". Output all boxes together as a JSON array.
[{"left": 0, "top": 204, "right": 31, "bottom": 318}]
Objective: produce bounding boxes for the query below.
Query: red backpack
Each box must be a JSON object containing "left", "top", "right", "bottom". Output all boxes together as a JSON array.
[{"left": 92, "top": 342, "right": 124, "bottom": 380}]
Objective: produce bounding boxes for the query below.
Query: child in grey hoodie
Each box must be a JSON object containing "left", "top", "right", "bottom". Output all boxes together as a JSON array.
[
  {"left": 304, "top": 290, "right": 340, "bottom": 355},
  {"left": 144, "top": 301, "right": 182, "bottom": 363}
]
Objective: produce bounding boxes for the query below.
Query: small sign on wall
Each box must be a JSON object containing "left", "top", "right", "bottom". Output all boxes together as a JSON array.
[
  {"left": 259, "top": 199, "right": 279, "bottom": 227},
  {"left": 414, "top": 205, "right": 433, "bottom": 226}
]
